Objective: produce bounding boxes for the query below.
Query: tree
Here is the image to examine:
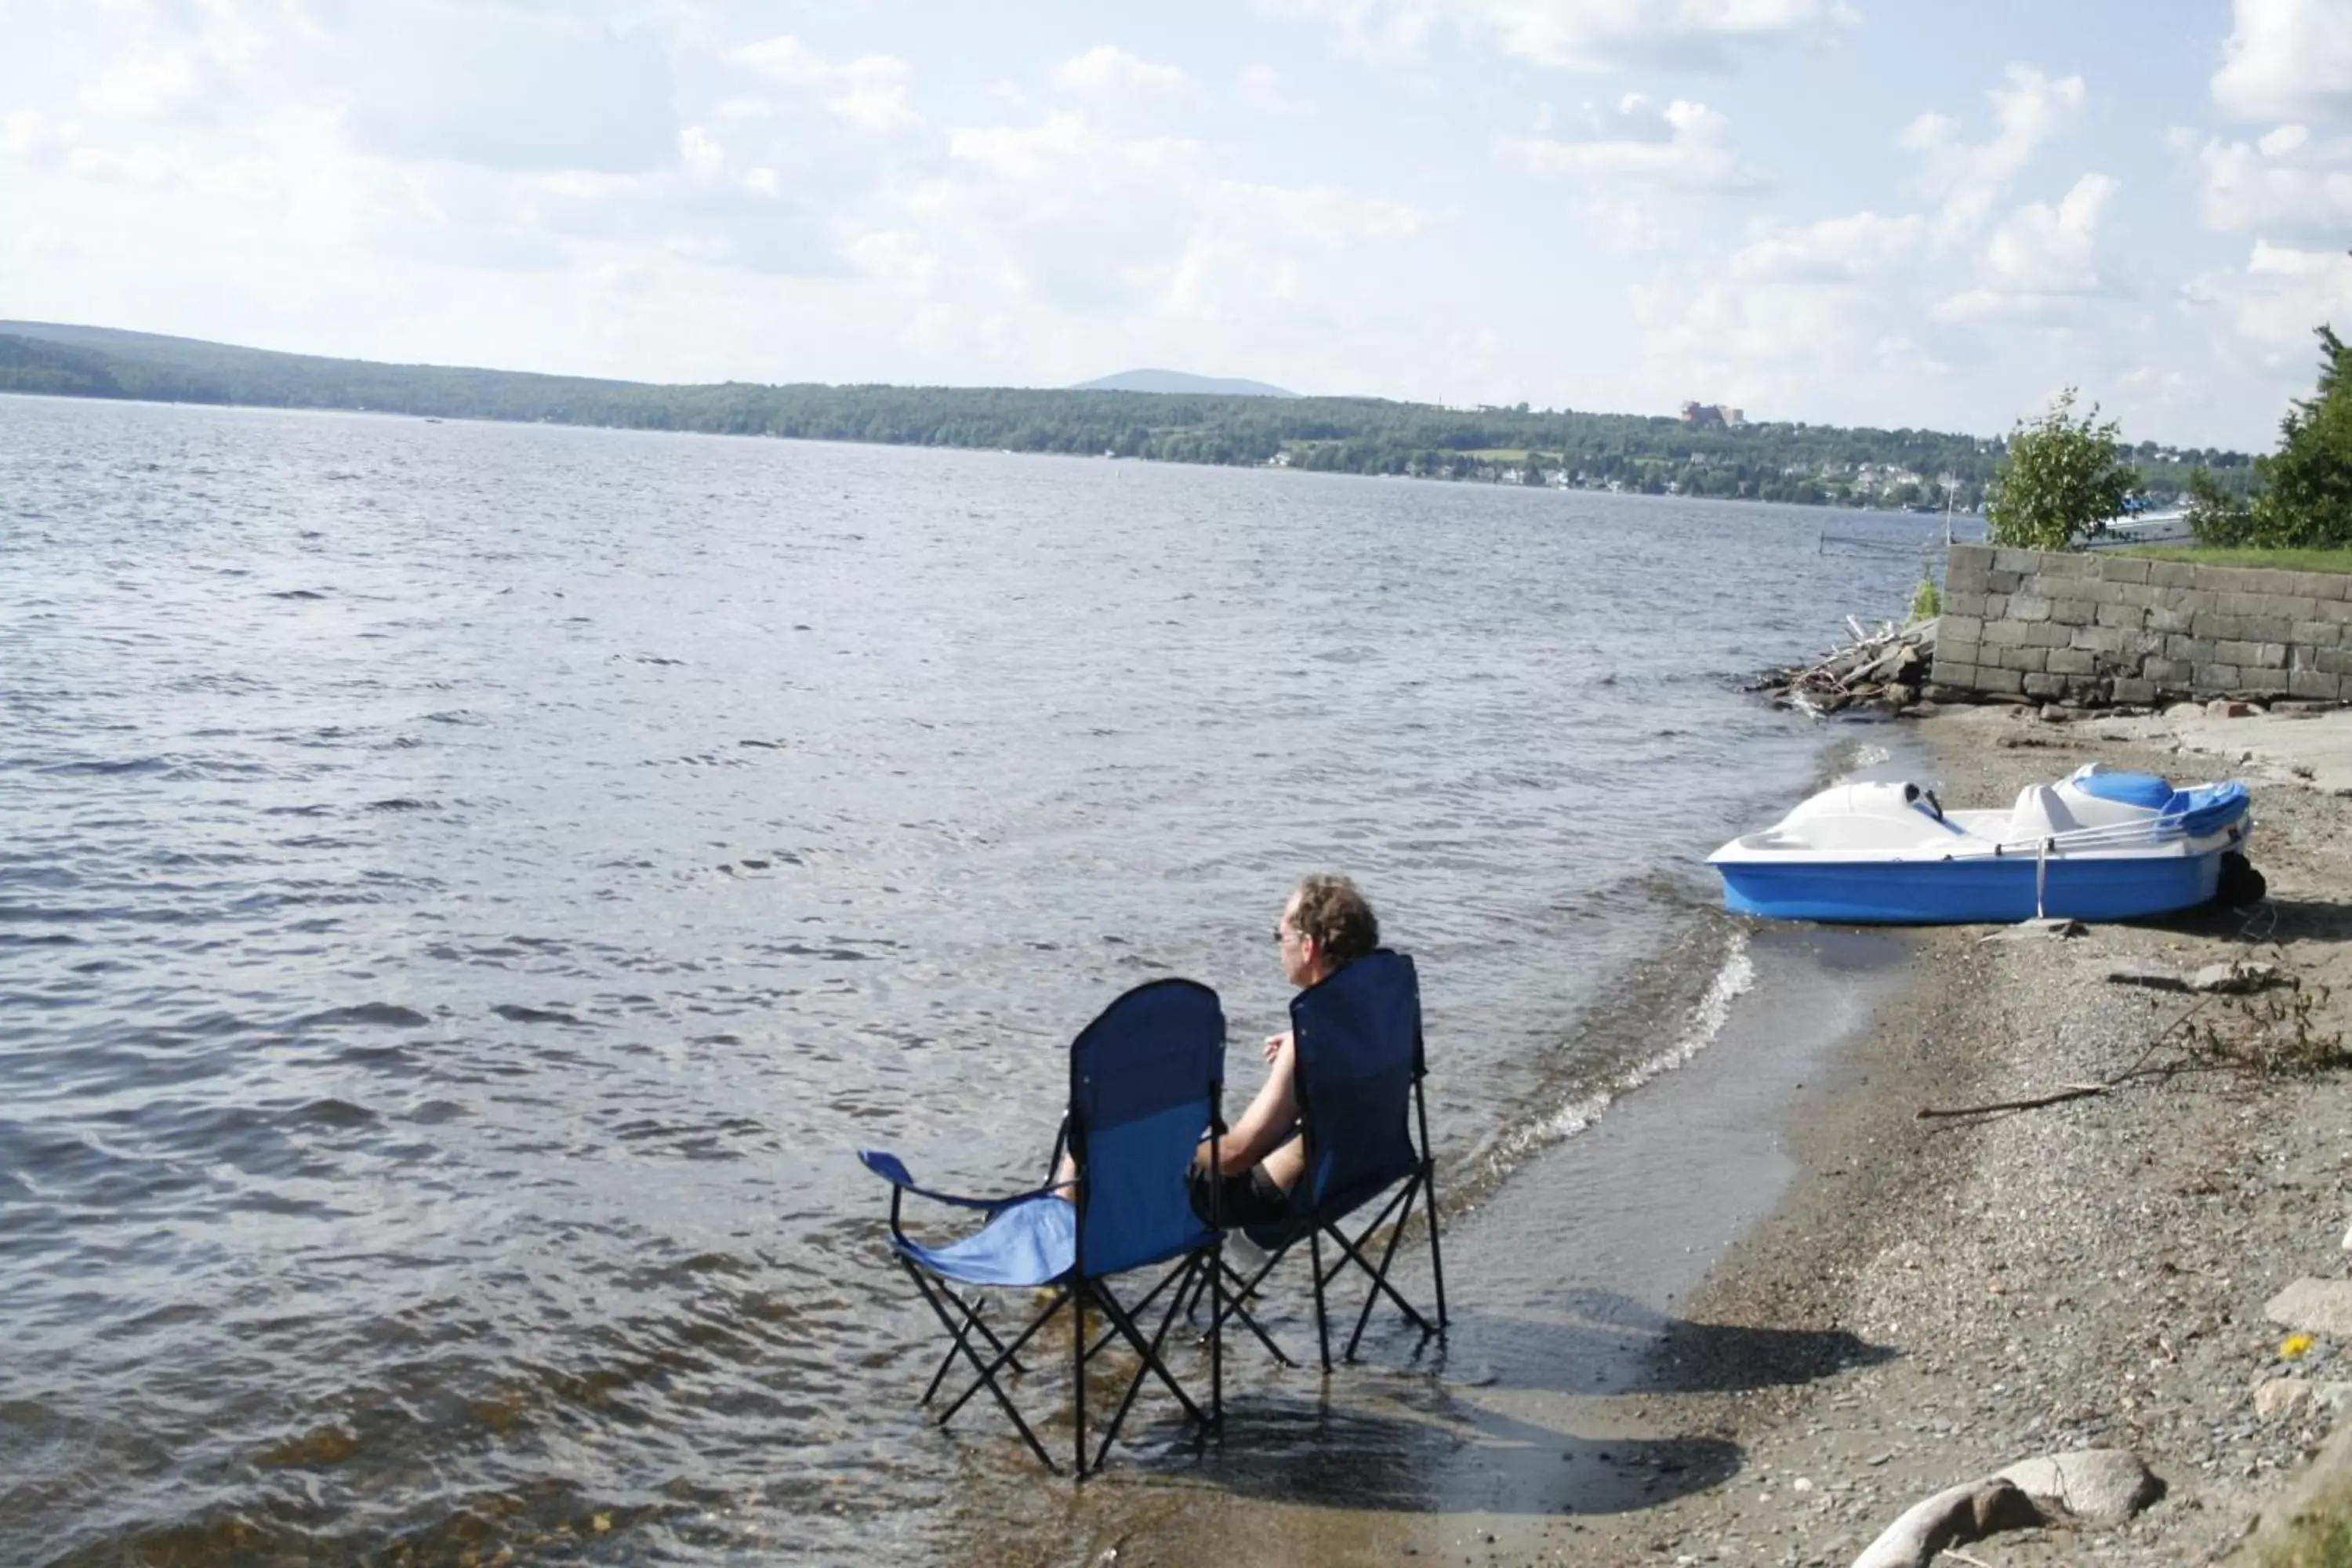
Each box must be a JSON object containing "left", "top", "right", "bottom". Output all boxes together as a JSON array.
[
  {"left": 2189, "top": 325, "right": 2352, "bottom": 547},
  {"left": 2185, "top": 466, "right": 2256, "bottom": 545},
  {"left": 1985, "top": 388, "right": 2136, "bottom": 551},
  {"left": 2253, "top": 324, "right": 2352, "bottom": 546}
]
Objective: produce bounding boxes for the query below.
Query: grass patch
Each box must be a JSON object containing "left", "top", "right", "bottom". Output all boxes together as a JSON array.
[
  {"left": 2120, "top": 546, "right": 2352, "bottom": 573},
  {"left": 2267, "top": 1507, "right": 2352, "bottom": 1566}
]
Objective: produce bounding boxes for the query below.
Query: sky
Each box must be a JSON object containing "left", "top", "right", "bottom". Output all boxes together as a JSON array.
[{"left": 2, "top": 0, "right": 2349, "bottom": 448}]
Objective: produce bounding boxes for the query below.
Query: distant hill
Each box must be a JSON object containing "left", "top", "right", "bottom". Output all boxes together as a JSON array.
[
  {"left": 0, "top": 319, "right": 643, "bottom": 411},
  {"left": 1071, "top": 368, "right": 1298, "bottom": 398}
]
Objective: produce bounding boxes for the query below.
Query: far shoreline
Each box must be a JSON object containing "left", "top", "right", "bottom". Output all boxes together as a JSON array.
[{"left": 0, "top": 388, "right": 1985, "bottom": 529}]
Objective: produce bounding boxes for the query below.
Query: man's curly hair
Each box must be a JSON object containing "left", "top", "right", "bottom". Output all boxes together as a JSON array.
[{"left": 1290, "top": 873, "right": 1379, "bottom": 967}]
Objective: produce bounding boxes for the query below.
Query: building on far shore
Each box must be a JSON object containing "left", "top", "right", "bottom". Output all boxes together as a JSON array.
[{"left": 1680, "top": 401, "right": 1747, "bottom": 430}]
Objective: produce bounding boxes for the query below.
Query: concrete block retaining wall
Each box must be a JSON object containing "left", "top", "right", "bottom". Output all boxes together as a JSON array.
[{"left": 1933, "top": 543, "right": 2352, "bottom": 706}]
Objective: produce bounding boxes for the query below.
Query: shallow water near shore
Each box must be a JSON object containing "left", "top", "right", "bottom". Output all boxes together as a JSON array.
[{"left": 1, "top": 395, "right": 1935, "bottom": 1563}]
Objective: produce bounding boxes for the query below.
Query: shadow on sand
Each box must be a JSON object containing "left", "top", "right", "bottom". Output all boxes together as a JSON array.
[
  {"left": 1421, "top": 1288, "right": 1896, "bottom": 1399},
  {"left": 2245, "top": 895, "right": 2352, "bottom": 945},
  {"left": 2148, "top": 893, "right": 2352, "bottom": 946},
  {"left": 946, "top": 1285, "right": 1892, "bottom": 1510},
  {"left": 1181, "top": 1385, "right": 1740, "bottom": 1515}
]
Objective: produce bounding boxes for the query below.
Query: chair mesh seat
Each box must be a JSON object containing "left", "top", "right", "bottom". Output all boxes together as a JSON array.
[{"left": 893, "top": 1195, "right": 1075, "bottom": 1289}]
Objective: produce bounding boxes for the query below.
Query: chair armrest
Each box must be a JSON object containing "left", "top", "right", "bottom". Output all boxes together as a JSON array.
[{"left": 857, "top": 1149, "right": 1041, "bottom": 1212}]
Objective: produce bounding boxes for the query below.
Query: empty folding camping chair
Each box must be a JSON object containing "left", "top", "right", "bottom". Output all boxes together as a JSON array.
[
  {"left": 858, "top": 977, "right": 1229, "bottom": 1475},
  {"left": 1209, "top": 948, "right": 1446, "bottom": 1370}
]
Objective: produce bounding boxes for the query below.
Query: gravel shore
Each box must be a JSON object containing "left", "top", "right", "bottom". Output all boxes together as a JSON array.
[{"left": 1539, "top": 704, "right": 2352, "bottom": 1566}]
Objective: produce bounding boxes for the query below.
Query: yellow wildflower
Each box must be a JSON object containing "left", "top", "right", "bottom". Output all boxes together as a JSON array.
[{"left": 2282, "top": 1334, "right": 2315, "bottom": 1361}]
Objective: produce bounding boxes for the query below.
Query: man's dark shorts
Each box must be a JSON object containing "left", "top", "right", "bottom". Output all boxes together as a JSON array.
[{"left": 1188, "top": 1163, "right": 1292, "bottom": 1230}]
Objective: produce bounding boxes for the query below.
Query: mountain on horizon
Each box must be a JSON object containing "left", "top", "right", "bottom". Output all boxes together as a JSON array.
[{"left": 1070, "top": 368, "right": 1298, "bottom": 398}]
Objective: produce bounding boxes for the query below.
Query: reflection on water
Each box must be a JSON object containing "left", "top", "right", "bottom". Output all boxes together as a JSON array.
[{"left": 0, "top": 397, "right": 1929, "bottom": 1562}]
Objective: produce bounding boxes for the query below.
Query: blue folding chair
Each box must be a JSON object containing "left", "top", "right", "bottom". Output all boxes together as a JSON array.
[
  {"left": 860, "top": 977, "right": 1228, "bottom": 1475},
  {"left": 1211, "top": 949, "right": 1447, "bottom": 1370}
]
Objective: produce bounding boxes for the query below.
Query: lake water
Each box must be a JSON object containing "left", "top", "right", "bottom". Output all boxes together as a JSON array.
[{"left": 0, "top": 397, "right": 1934, "bottom": 1563}]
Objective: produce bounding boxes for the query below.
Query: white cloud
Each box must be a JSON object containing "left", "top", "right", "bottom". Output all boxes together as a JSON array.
[
  {"left": 80, "top": 50, "right": 214, "bottom": 122},
  {"left": 678, "top": 125, "right": 726, "bottom": 184},
  {"left": 1237, "top": 64, "right": 1312, "bottom": 116},
  {"left": 886, "top": 112, "right": 1421, "bottom": 317},
  {"left": 2180, "top": 241, "right": 2352, "bottom": 374},
  {"left": 1049, "top": 45, "right": 1192, "bottom": 105},
  {"left": 1629, "top": 260, "right": 1945, "bottom": 422},
  {"left": 1619, "top": 199, "right": 1950, "bottom": 419},
  {"left": 1726, "top": 210, "right": 1925, "bottom": 281},
  {"left": 346, "top": 8, "right": 681, "bottom": 173},
  {"left": 1932, "top": 172, "right": 2119, "bottom": 321},
  {"left": 1899, "top": 64, "right": 2085, "bottom": 239},
  {"left": 942, "top": 113, "right": 1200, "bottom": 198},
  {"left": 730, "top": 34, "right": 920, "bottom": 132},
  {"left": 2183, "top": 124, "right": 2352, "bottom": 241},
  {"left": 1624, "top": 171, "right": 2132, "bottom": 436},
  {"left": 2, "top": 110, "right": 76, "bottom": 168},
  {"left": 2212, "top": 0, "right": 2352, "bottom": 122},
  {"left": 1269, "top": 0, "right": 1857, "bottom": 71},
  {"left": 1499, "top": 97, "right": 1760, "bottom": 187},
  {"left": 1496, "top": 96, "right": 1764, "bottom": 248},
  {"left": 64, "top": 1, "right": 285, "bottom": 128}
]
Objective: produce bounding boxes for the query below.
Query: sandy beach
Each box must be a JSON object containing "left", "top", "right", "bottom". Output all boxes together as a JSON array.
[{"left": 1044, "top": 703, "right": 2352, "bottom": 1568}]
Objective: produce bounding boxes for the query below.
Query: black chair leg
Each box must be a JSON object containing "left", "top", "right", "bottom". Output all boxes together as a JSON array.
[
  {"left": 1210, "top": 1243, "right": 1223, "bottom": 1425},
  {"left": 1176, "top": 1263, "right": 1207, "bottom": 1322},
  {"left": 902, "top": 1264, "right": 1060, "bottom": 1472},
  {"left": 1073, "top": 1283, "right": 1088, "bottom": 1478},
  {"left": 1211, "top": 1252, "right": 1297, "bottom": 1367},
  {"left": 1326, "top": 1203, "right": 1438, "bottom": 1341},
  {"left": 1092, "top": 1273, "right": 1208, "bottom": 1425},
  {"left": 1344, "top": 1177, "right": 1423, "bottom": 1362},
  {"left": 1309, "top": 1229, "right": 1331, "bottom": 1372},
  {"left": 1423, "top": 1158, "right": 1450, "bottom": 1330},
  {"left": 921, "top": 1293, "right": 1025, "bottom": 1404},
  {"left": 1088, "top": 1255, "right": 1214, "bottom": 1472}
]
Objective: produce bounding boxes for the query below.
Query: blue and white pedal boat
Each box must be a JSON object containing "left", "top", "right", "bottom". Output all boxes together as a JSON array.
[{"left": 1708, "top": 764, "right": 2256, "bottom": 924}]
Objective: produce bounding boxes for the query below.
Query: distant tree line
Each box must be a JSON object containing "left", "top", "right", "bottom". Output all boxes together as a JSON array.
[{"left": 0, "top": 324, "right": 2256, "bottom": 513}]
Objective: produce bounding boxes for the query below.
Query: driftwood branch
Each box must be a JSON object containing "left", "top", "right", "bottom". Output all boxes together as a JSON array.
[
  {"left": 1752, "top": 619, "right": 1935, "bottom": 716},
  {"left": 1918, "top": 1084, "right": 2105, "bottom": 1120},
  {"left": 1916, "top": 993, "right": 2228, "bottom": 1121}
]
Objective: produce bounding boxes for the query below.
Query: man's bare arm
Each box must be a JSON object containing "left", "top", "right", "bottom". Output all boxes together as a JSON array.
[{"left": 1215, "top": 1034, "right": 1298, "bottom": 1174}]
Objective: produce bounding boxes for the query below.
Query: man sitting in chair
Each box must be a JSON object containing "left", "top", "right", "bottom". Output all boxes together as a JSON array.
[
  {"left": 1049, "top": 874, "right": 1381, "bottom": 1229},
  {"left": 1186, "top": 873, "right": 1380, "bottom": 1230}
]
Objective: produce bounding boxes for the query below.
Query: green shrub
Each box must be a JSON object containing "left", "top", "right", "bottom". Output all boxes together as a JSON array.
[
  {"left": 1908, "top": 577, "right": 1940, "bottom": 622},
  {"left": 2267, "top": 1507, "right": 2352, "bottom": 1566},
  {"left": 1986, "top": 388, "right": 2136, "bottom": 552}
]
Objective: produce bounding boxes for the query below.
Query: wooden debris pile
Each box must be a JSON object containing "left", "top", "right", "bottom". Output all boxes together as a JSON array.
[{"left": 1751, "top": 615, "right": 1938, "bottom": 717}]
